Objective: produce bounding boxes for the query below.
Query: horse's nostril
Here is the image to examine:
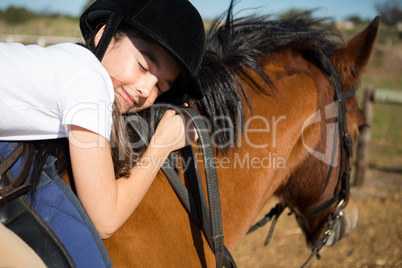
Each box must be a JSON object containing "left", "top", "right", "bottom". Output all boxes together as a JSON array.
[
  {"left": 325, "top": 206, "right": 358, "bottom": 247},
  {"left": 325, "top": 218, "right": 343, "bottom": 246},
  {"left": 345, "top": 206, "right": 359, "bottom": 234}
]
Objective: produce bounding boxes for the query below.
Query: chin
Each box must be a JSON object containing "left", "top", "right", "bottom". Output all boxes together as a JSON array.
[{"left": 124, "top": 107, "right": 140, "bottom": 114}]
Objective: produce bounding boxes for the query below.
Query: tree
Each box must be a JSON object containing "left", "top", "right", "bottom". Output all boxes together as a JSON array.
[
  {"left": 375, "top": 0, "right": 402, "bottom": 25},
  {"left": 346, "top": 15, "right": 363, "bottom": 24},
  {"left": 4, "top": 6, "right": 34, "bottom": 24},
  {"left": 278, "top": 9, "right": 313, "bottom": 20}
]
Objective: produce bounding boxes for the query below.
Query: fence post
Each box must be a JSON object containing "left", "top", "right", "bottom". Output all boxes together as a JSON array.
[{"left": 354, "top": 86, "right": 375, "bottom": 187}]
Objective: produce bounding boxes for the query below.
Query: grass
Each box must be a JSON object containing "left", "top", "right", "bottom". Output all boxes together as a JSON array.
[
  {"left": 359, "top": 38, "right": 402, "bottom": 170},
  {"left": 0, "top": 17, "right": 80, "bottom": 37},
  {"left": 362, "top": 75, "right": 402, "bottom": 91},
  {"left": 361, "top": 41, "right": 402, "bottom": 91},
  {"left": 368, "top": 102, "right": 402, "bottom": 169},
  {"left": 354, "top": 85, "right": 402, "bottom": 170}
]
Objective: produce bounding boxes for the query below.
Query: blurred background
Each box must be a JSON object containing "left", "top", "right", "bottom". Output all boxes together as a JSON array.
[{"left": 0, "top": 0, "right": 400, "bottom": 267}]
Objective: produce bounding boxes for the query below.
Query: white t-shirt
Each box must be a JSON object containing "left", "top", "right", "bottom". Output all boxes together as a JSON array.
[{"left": 0, "top": 42, "right": 114, "bottom": 141}]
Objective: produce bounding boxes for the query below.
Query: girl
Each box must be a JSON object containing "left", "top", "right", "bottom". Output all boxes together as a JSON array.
[{"left": 0, "top": 0, "right": 205, "bottom": 242}]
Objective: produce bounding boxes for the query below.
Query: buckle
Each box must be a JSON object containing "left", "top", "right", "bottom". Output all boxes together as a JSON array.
[{"left": 344, "top": 132, "right": 353, "bottom": 157}]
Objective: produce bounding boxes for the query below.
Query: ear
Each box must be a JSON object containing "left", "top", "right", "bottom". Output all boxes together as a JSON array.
[
  {"left": 94, "top": 25, "right": 106, "bottom": 47},
  {"left": 333, "top": 16, "right": 381, "bottom": 91}
]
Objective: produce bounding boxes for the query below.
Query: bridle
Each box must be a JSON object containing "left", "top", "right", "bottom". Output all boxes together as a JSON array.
[
  {"left": 247, "top": 56, "right": 356, "bottom": 267},
  {"left": 128, "top": 107, "right": 236, "bottom": 268},
  {"left": 127, "top": 55, "right": 356, "bottom": 267},
  {"left": 301, "top": 59, "right": 356, "bottom": 267}
]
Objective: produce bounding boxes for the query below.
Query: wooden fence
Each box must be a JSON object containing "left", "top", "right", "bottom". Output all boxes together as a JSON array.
[
  {"left": 0, "top": 34, "right": 82, "bottom": 46},
  {"left": 353, "top": 86, "right": 402, "bottom": 187},
  {"left": 0, "top": 34, "right": 397, "bottom": 188}
]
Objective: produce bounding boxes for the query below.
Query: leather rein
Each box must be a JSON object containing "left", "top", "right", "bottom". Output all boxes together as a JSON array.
[
  {"left": 128, "top": 107, "right": 236, "bottom": 268},
  {"left": 246, "top": 59, "right": 356, "bottom": 267},
  {"left": 0, "top": 56, "right": 355, "bottom": 267},
  {"left": 128, "top": 57, "right": 355, "bottom": 267}
]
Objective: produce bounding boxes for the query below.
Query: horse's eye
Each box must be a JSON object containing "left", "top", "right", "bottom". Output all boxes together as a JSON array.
[{"left": 358, "top": 124, "right": 369, "bottom": 132}]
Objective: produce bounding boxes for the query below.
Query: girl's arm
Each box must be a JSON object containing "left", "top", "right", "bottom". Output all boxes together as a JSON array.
[{"left": 68, "top": 110, "right": 194, "bottom": 239}]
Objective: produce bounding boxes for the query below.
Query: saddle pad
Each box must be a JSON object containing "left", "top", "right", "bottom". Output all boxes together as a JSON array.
[{"left": 0, "top": 142, "right": 112, "bottom": 268}]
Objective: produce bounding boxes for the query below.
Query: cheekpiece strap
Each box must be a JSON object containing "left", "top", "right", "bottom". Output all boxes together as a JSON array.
[{"left": 94, "top": 11, "right": 123, "bottom": 61}]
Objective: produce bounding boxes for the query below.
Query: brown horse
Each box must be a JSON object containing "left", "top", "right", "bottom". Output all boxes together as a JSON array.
[{"left": 101, "top": 9, "right": 380, "bottom": 267}]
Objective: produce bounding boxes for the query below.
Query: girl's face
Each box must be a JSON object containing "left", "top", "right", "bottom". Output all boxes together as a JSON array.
[{"left": 96, "top": 27, "right": 180, "bottom": 114}]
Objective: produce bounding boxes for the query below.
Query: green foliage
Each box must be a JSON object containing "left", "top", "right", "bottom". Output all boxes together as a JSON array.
[
  {"left": 375, "top": 0, "right": 402, "bottom": 25},
  {"left": 4, "top": 6, "right": 34, "bottom": 25},
  {"left": 278, "top": 9, "right": 312, "bottom": 20},
  {"left": 369, "top": 101, "right": 402, "bottom": 168},
  {"left": 346, "top": 15, "right": 364, "bottom": 24},
  {"left": 362, "top": 75, "right": 402, "bottom": 91}
]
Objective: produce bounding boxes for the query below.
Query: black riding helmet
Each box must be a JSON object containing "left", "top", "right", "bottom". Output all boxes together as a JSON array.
[{"left": 80, "top": 0, "right": 205, "bottom": 101}]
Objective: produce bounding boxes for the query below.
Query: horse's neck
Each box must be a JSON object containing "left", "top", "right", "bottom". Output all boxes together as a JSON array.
[{"left": 215, "top": 51, "right": 325, "bottom": 250}]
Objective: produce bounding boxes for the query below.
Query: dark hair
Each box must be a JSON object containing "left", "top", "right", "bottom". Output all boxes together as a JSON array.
[
  {"left": 25, "top": 105, "right": 138, "bottom": 198},
  {"left": 101, "top": 23, "right": 187, "bottom": 178},
  {"left": 87, "top": 22, "right": 189, "bottom": 105},
  {"left": 80, "top": 0, "right": 205, "bottom": 100}
]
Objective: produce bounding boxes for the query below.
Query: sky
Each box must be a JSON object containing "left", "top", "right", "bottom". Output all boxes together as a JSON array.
[{"left": 0, "top": 0, "right": 380, "bottom": 22}]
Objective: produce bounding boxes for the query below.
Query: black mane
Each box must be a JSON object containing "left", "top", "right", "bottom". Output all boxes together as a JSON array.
[
  {"left": 194, "top": 1, "right": 343, "bottom": 153},
  {"left": 131, "top": 1, "right": 344, "bottom": 157}
]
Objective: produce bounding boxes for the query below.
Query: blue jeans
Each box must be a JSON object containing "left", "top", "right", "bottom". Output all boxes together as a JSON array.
[{"left": 0, "top": 142, "right": 112, "bottom": 268}]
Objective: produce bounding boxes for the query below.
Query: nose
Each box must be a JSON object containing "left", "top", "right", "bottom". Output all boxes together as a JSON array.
[
  {"left": 135, "top": 74, "right": 158, "bottom": 98},
  {"left": 326, "top": 199, "right": 358, "bottom": 247}
]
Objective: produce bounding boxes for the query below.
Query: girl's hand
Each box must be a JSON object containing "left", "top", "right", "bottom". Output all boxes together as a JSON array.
[{"left": 150, "top": 109, "right": 198, "bottom": 152}]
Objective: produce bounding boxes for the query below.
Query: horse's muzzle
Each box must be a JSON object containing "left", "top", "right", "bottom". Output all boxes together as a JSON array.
[{"left": 326, "top": 204, "right": 358, "bottom": 246}]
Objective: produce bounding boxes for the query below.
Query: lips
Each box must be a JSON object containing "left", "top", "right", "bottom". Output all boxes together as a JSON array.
[{"left": 121, "top": 87, "right": 136, "bottom": 106}]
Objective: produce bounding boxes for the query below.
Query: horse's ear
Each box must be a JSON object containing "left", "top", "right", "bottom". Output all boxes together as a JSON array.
[{"left": 333, "top": 16, "right": 381, "bottom": 90}]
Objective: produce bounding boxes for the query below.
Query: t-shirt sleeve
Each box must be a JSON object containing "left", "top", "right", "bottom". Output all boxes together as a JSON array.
[{"left": 58, "top": 69, "right": 114, "bottom": 141}]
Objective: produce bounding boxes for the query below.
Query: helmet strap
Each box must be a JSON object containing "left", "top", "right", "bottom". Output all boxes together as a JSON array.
[{"left": 95, "top": 11, "right": 123, "bottom": 61}]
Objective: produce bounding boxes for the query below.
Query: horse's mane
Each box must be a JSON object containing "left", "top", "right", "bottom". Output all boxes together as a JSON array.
[
  {"left": 131, "top": 2, "right": 345, "bottom": 160},
  {"left": 194, "top": 2, "right": 344, "bottom": 154}
]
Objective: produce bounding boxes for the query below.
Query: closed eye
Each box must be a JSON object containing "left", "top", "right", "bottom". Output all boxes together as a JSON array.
[
  {"left": 138, "top": 62, "right": 148, "bottom": 72},
  {"left": 155, "top": 84, "right": 163, "bottom": 95}
]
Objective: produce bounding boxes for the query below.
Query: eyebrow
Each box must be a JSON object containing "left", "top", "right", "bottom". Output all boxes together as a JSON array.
[
  {"left": 142, "top": 51, "right": 174, "bottom": 88},
  {"left": 142, "top": 51, "right": 159, "bottom": 68}
]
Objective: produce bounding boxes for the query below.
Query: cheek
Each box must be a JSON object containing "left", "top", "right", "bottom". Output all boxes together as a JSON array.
[
  {"left": 103, "top": 50, "right": 138, "bottom": 82},
  {"left": 114, "top": 93, "right": 128, "bottom": 113},
  {"left": 126, "top": 95, "right": 158, "bottom": 114}
]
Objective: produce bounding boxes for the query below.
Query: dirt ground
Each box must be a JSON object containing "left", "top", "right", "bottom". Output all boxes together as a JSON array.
[
  {"left": 232, "top": 38, "right": 402, "bottom": 268},
  {"left": 232, "top": 168, "right": 402, "bottom": 268}
]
